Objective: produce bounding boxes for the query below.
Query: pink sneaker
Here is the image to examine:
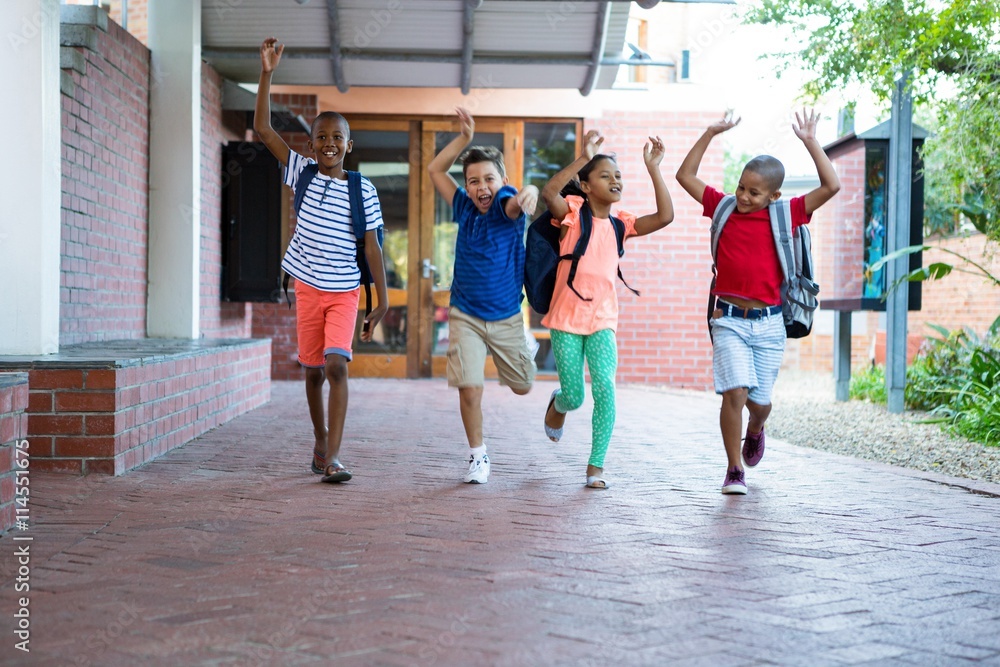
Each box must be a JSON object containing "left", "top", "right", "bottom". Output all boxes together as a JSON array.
[
  {"left": 721, "top": 466, "right": 747, "bottom": 495},
  {"left": 742, "top": 426, "right": 765, "bottom": 467}
]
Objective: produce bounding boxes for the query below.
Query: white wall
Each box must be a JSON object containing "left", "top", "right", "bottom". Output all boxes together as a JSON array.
[
  {"left": 0, "top": 0, "right": 61, "bottom": 354},
  {"left": 146, "top": 0, "right": 201, "bottom": 338}
]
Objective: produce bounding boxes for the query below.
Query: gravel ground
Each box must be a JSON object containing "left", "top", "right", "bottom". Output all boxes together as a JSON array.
[{"left": 766, "top": 370, "right": 1000, "bottom": 485}]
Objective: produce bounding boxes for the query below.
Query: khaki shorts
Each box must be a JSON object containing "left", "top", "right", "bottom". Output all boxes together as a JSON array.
[{"left": 446, "top": 306, "right": 536, "bottom": 391}]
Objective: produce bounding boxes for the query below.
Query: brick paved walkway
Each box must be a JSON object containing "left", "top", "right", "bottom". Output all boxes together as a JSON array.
[{"left": 3, "top": 379, "right": 1000, "bottom": 666}]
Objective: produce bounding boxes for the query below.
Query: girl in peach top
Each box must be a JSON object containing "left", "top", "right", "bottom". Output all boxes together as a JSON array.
[{"left": 541, "top": 130, "right": 674, "bottom": 488}]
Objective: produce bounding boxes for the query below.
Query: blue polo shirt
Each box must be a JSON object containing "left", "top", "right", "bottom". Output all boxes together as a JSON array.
[{"left": 450, "top": 185, "right": 526, "bottom": 321}]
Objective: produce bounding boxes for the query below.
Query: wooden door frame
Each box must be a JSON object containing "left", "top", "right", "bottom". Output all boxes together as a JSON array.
[
  {"left": 344, "top": 119, "right": 415, "bottom": 378},
  {"left": 418, "top": 118, "right": 523, "bottom": 377}
]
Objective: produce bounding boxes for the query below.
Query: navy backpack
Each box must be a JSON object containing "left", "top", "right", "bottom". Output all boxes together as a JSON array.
[{"left": 523, "top": 202, "right": 636, "bottom": 315}]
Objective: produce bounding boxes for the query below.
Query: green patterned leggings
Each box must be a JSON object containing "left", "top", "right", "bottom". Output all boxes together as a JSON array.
[{"left": 550, "top": 328, "right": 618, "bottom": 468}]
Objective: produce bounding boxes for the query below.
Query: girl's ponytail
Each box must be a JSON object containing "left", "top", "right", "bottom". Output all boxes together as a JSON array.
[{"left": 559, "top": 179, "right": 587, "bottom": 200}]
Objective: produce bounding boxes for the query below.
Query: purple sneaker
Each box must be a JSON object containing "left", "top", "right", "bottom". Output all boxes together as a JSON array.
[
  {"left": 721, "top": 466, "right": 747, "bottom": 495},
  {"left": 742, "top": 426, "right": 765, "bottom": 467}
]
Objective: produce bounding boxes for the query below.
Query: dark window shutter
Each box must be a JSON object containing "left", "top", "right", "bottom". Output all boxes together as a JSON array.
[{"left": 221, "top": 142, "right": 282, "bottom": 302}]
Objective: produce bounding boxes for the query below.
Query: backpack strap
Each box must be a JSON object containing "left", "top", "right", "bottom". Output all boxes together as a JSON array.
[
  {"left": 346, "top": 170, "right": 374, "bottom": 317},
  {"left": 292, "top": 162, "right": 320, "bottom": 216},
  {"left": 709, "top": 194, "right": 739, "bottom": 262},
  {"left": 611, "top": 215, "right": 639, "bottom": 297},
  {"left": 283, "top": 163, "right": 322, "bottom": 308},
  {"left": 707, "top": 195, "right": 738, "bottom": 341},
  {"left": 768, "top": 199, "right": 795, "bottom": 300},
  {"left": 561, "top": 205, "right": 641, "bottom": 302},
  {"left": 563, "top": 202, "right": 594, "bottom": 302},
  {"left": 346, "top": 171, "right": 367, "bottom": 241}
]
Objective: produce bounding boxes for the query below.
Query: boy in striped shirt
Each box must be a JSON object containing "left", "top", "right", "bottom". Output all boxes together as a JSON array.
[
  {"left": 428, "top": 107, "right": 539, "bottom": 484},
  {"left": 255, "top": 37, "right": 388, "bottom": 484}
]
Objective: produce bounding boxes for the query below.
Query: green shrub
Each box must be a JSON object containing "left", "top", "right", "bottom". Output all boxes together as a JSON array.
[
  {"left": 849, "top": 324, "right": 1000, "bottom": 446},
  {"left": 905, "top": 324, "right": 1000, "bottom": 447},
  {"left": 849, "top": 364, "right": 887, "bottom": 404}
]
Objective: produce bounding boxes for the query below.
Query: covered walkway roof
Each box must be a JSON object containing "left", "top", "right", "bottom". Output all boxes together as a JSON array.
[{"left": 201, "top": 0, "right": 718, "bottom": 96}]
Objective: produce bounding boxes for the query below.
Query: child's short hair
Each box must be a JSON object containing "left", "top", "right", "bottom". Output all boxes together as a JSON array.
[
  {"left": 461, "top": 146, "right": 505, "bottom": 180},
  {"left": 311, "top": 111, "right": 350, "bottom": 137},
  {"left": 743, "top": 155, "right": 785, "bottom": 192}
]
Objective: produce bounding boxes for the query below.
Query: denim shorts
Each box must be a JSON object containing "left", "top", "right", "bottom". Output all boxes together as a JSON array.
[{"left": 710, "top": 309, "right": 786, "bottom": 404}]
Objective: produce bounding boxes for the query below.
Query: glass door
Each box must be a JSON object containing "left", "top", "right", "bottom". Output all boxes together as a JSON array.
[{"left": 343, "top": 121, "right": 417, "bottom": 378}]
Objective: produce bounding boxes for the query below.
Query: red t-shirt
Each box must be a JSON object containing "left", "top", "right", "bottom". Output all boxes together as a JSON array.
[{"left": 702, "top": 185, "right": 811, "bottom": 306}]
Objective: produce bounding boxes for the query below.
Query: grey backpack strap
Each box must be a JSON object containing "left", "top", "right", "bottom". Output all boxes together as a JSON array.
[
  {"left": 710, "top": 195, "right": 738, "bottom": 262},
  {"left": 707, "top": 195, "right": 737, "bottom": 342},
  {"left": 769, "top": 199, "right": 795, "bottom": 288}
]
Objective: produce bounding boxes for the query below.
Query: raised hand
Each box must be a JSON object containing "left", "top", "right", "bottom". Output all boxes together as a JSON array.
[
  {"left": 643, "top": 135, "right": 665, "bottom": 167},
  {"left": 456, "top": 107, "right": 475, "bottom": 140},
  {"left": 515, "top": 185, "right": 539, "bottom": 216},
  {"left": 792, "top": 107, "right": 820, "bottom": 142},
  {"left": 582, "top": 130, "right": 605, "bottom": 159},
  {"left": 260, "top": 37, "right": 284, "bottom": 74},
  {"left": 707, "top": 109, "right": 741, "bottom": 136}
]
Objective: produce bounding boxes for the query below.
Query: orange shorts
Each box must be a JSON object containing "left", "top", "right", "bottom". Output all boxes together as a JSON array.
[{"left": 294, "top": 280, "right": 360, "bottom": 367}]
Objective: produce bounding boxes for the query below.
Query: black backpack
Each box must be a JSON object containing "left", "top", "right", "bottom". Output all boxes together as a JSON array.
[
  {"left": 282, "top": 164, "right": 384, "bottom": 316},
  {"left": 523, "top": 202, "right": 637, "bottom": 315}
]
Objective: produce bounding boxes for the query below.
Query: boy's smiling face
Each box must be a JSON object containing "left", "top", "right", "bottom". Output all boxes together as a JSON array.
[
  {"left": 735, "top": 169, "right": 780, "bottom": 214},
  {"left": 308, "top": 117, "right": 352, "bottom": 173},
  {"left": 464, "top": 161, "right": 507, "bottom": 213}
]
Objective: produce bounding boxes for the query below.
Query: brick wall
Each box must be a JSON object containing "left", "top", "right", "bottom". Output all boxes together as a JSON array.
[
  {"left": 0, "top": 374, "right": 29, "bottom": 533},
  {"left": 818, "top": 144, "right": 866, "bottom": 301},
  {"left": 911, "top": 234, "right": 1000, "bottom": 339},
  {"left": 60, "top": 16, "right": 150, "bottom": 344},
  {"left": 588, "top": 110, "right": 720, "bottom": 390},
  {"left": 15, "top": 340, "right": 270, "bottom": 476},
  {"left": 106, "top": 0, "right": 148, "bottom": 46},
  {"left": 200, "top": 63, "right": 253, "bottom": 339}
]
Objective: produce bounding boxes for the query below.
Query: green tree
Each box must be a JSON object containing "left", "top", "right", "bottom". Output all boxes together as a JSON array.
[
  {"left": 724, "top": 149, "right": 754, "bottom": 194},
  {"left": 745, "top": 0, "right": 1000, "bottom": 242}
]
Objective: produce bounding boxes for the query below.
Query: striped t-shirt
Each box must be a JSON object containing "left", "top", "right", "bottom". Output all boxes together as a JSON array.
[
  {"left": 281, "top": 150, "right": 383, "bottom": 293},
  {"left": 450, "top": 184, "right": 526, "bottom": 321}
]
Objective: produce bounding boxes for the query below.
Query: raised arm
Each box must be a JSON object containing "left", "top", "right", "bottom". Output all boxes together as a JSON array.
[
  {"left": 427, "top": 107, "right": 474, "bottom": 207},
  {"left": 675, "top": 111, "right": 740, "bottom": 204},
  {"left": 794, "top": 108, "right": 841, "bottom": 215},
  {"left": 253, "top": 37, "right": 291, "bottom": 166},
  {"left": 633, "top": 136, "right": 674, "bottom": 237},
  {"left": 540, "top": 130, "right": 604, "bottom": 222}
]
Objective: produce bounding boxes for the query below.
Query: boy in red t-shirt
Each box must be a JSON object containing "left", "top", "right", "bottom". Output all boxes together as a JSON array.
[{"left": 676, "top": 109, "right": 840, "bottom": 495}]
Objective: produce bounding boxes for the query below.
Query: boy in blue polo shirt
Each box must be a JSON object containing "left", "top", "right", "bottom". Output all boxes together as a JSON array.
[{"left": 428, "top": 107, "right": 538, "bottom": 484}]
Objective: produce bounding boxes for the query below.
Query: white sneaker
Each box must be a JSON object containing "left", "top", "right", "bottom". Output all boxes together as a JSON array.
[{"left": 464, "top": 453, "right": 490, "bottom": 484}]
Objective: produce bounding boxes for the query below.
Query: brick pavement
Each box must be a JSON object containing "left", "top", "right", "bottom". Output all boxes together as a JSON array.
[{"left": 2, "top": 379, "right": 1000, "bottom": 666}]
